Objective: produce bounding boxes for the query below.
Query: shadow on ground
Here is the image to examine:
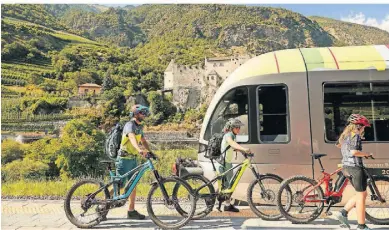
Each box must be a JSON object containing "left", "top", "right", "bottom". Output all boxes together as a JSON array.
[{"left": 95, "top": 216, "right": 389, "bottom": 229}]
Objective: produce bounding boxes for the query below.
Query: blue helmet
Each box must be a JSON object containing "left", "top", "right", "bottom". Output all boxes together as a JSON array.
[{"left": 130, "top": 104, "right": 150, "bottom": 117}]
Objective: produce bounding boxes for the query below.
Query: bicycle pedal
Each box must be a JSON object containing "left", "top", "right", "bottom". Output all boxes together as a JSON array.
[{"left": 325, "top": 211, "right": 332, "bottom": 216}]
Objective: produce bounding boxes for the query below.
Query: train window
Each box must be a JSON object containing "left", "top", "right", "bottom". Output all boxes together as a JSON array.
[
  {"left": 257, "top": 85, "right": 289, "bottom": 143},
  {"left": 204, "top": 87, "right": 249, "bottom": 142},
  {"left": 324, "top": 82, "right": 389, "bottom": 142}
]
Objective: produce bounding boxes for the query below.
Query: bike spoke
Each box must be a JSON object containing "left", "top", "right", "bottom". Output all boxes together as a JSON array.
[
  {"left": 251, "top": 178, "right": 281, "bottom": 217},
  {"left": 366, "top": 178, "right": 389, "bottom": 220},
  {"left": 279, "top": 178, "right": 323, "bottom": 221}
]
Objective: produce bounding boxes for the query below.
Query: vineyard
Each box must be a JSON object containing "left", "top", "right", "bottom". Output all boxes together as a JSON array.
[
  {"left": 1, "top": 112, "right": 75, "bottom": 123},
  {"left": 1, "top": 123, "right": 56, "bottom": 132}
]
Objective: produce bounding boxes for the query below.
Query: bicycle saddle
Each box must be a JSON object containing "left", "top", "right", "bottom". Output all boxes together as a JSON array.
[{"left": 312, "top": 153, "right": 327, "bottom": 159}]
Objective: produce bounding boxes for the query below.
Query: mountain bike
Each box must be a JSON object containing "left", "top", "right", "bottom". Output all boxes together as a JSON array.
[
  {"left": 64, "top": 152, "right": 196, "bottom": 230},
  {"left": 173, "top": 151, "right": 289, "bottom": 220},
  {"left": 277, "top": 153, "right": 389, "bottom": 225}
]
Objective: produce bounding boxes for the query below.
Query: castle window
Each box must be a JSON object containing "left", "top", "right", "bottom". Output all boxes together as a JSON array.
[
  {"left": 213, "top": 63, "right": 217, "bottom": 67},
  {"left": 211, "top": 76, "right": 215, "bottom": 80},
  {"left": 226, "top": 70, "right": 229, "bottom": 72},
  {"left": 220, "top": 63, "right": 224, "bottom": 66},
  {"left": 207, "top": 77, "right": 209, "bottom": 80}
]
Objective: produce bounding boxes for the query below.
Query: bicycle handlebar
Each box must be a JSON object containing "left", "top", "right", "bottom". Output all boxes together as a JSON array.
[
  {"left": 364, "top": 155, "right": 375, "bottom": 160},
  {"left": 237, "top": 150, "right": 254, "bottom": 158},
  {"left": 139, "top": 151, "right": 158, "bottom": 160}
]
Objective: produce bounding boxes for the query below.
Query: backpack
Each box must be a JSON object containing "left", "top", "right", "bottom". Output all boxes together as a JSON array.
[
  {"left": 204, "top": 133, "right": 230, "bottom": 161},
  {"left": 104, "top": 123, "right": 123, "bottom": 160}
]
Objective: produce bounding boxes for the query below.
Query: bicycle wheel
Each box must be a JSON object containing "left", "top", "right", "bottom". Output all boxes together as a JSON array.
[
  {"left": 173, "top": 174, "right": 216, "bottom": 219},
  {"left": 64, "top": 179, "right": 110, "bottom": 228},
  {"left": 365, "top": 175, "right": 389, "bottom": 225},
  {"left": 277, "top": 175, "right": 324, "bottom": 224},
  {"left": 147, "top": 176, "right": 196, "bottom": 229},
  {"left": 247, "top": 173, "right": 285, "bottom": 221}
]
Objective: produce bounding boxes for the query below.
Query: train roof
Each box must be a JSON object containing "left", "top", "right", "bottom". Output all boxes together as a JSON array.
[{"left": 222, "top": 45, "right": 389, "bottom": 88}]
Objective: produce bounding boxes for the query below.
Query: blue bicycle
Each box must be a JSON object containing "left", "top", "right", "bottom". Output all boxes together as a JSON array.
[{"left": 64, "top": 152, "right": 196, "bottom": 229}]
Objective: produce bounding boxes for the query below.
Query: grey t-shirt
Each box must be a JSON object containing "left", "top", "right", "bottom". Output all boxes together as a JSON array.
[{"left": 340, "top": 134, "right": 363, "bottom": 167}]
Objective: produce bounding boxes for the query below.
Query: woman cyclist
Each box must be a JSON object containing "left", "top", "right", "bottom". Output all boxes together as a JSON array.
[
  {"left": 216, "top": 118, "right": 251, "bottom": 212},
  {"left": 335, "top": 114, "right": 373, "bottom": 230}
]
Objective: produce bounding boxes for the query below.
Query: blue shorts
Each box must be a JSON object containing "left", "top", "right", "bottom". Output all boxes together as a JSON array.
[{"left": 116, "top": 156, "right": 138, "bottom": 188}]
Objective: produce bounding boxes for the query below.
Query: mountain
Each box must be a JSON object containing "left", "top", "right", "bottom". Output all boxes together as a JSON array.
[
  {"left": 1, "top": 4, "right": 65, "bottom": 30},
  {"left": 59, "top": 8, "right": 146, "bottom": 47},
  {"left": 3, "top": 4, "right": 389, "bottom": 98},
  {"left": 309, "top": 16, "right": 389, "bottom": 46},
  {"left": 43, "top": 4, "right": 106, "bottom": 17}
]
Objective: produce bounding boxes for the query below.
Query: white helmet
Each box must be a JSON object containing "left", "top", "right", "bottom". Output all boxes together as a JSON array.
[{"left": 224, "top": 118, "right": 244, "bottom": 130}]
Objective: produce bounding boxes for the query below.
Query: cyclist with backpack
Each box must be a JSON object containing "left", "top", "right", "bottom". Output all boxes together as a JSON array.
[
  {"left": 335, "top": 114, "right": 373, "bottom": 230},
  {"left": 216, "top": 118, "right": 251, "bottom": 212},
  {"left": 115, "top": 104, "right": 151, "bottom": 220}
]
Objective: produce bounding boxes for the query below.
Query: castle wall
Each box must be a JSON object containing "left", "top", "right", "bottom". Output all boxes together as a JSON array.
[{"left": 164, "top": 55, "right": 252, "bottom": 110}]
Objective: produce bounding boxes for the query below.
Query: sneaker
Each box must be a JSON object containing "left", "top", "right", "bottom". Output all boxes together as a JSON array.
[
  {"left": 334, "top": 211, "right": 350, "bottom": 229},
  {"left": 127, "top": 210, "right": 146, "bottom": 220},
  {"left": 224, "top": 204, "right": 239, "bottom": 212},
  {"left": 100, "top": 215, "right": 107, "bottom": 221}
]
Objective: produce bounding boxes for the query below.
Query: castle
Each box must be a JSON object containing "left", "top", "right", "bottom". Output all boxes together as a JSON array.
[{"left": 163, "top": 55, "right": 252, "bottom": 110}]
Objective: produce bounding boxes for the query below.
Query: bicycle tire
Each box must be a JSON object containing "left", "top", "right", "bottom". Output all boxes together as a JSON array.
[
  {"left": 173, "top": 174, "right": 216, "bottom": 219},
  {"left": 64, "top": 179, "right": 110, "bottom": 228},
  {"left": 365, "top": 175, "right": 389, "bottom": 225},
  {"left": 277, "top": 175, "right": 324, "bottom": 224},
  {"left": 147, "top": 176, "right": 196, "bottom": 229},
  {"left": 247, "top": 173, "right": 285, "bottom": 221}
]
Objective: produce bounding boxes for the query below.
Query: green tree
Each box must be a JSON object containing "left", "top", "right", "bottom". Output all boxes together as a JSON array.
[
  {"left": 1, "top": 139, "right": 26, "bottom": 165},
  {"left": 102, "top": 69, "right": 115, "bottom": 92},
  {"left": 55, "top": 119, "right": 105, "bottom": 179}
]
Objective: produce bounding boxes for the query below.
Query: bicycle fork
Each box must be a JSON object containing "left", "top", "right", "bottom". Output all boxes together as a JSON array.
[
  {"left": 367, "top": 177, "right": 386, "bottom": 203},
  {"left": 153, "top": 170, "right": 173, "bottom": 205}
]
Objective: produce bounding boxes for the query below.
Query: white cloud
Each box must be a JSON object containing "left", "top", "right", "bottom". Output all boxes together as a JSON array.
[{"left": 341, "top": 12, "right": 389, "bottom": 32}]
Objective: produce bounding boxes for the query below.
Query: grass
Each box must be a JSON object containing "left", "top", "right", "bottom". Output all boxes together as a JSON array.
[
  {"left": 51, "top": 31, "right": 100, "bottom": 45},
  {"left": 1, "top": 149, "right": 198, "bottom": 199}
]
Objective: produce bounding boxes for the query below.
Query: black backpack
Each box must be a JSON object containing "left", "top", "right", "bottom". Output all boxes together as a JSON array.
[
  {"left": 104, "top": 123, "right": 123, "bottom": 160},
  {"left": 204, "top": 133, "right": 230, "bottom": 161}
]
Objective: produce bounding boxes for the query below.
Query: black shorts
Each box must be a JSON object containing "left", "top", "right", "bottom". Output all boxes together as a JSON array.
[{"left": 342, "top": 166, "right": 368, "bottom": 192}]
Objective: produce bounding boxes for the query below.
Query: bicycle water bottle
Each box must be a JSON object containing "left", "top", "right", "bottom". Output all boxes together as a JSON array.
[
  {"left": 334, "top": 171, "right": 347, "bottom": 192},
  {"left": 328, "top": 178, "right": 333, "bottom": 191}
]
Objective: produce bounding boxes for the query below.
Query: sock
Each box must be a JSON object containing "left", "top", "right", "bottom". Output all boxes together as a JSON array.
[
  {"left": 340, "top": 209, "right": 348, "bottom": 217},
  {"left": 357, "top": 224, "right": 367, "bottom": 229}
]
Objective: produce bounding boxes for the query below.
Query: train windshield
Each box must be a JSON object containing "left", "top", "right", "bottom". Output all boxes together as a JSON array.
[{"left": 204, "top": 87, "right": 249, "bottom": 142}]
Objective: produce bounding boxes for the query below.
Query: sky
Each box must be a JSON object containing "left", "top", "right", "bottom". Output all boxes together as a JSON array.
[{"left": 261, "top": 4, "right": 389, "bottom": 32}]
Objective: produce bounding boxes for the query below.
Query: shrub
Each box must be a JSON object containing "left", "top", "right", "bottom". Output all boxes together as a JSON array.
[
  {"left": 1, "top": 139, "right": 26, "bottom": 165},
  {"left": 2, "top": 158, "right": 49, "bottom": 182}
]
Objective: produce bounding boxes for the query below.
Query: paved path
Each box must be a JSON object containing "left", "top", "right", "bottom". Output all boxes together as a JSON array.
[{"left": 1, "top": 200, "right": 388, "bottom": 229}]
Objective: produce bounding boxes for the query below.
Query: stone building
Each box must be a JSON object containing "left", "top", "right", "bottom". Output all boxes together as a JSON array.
[
  {"left": 163, "top": 55, "right": 251, "bottom": 110},
  {"left": 78, "top": 83, "right": 102, "bottom": 96}
]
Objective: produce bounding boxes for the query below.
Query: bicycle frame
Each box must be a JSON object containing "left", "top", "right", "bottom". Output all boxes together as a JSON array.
[
  {"left": 303, "top": 166, "right": 385, "bottom": 204},
  {"left": 303, "top": 167, "right": 349, "bottom": 203},
  {"left": 196, "top": 156, "right": 260, "bottom": 196},
  {"left": 90, "top": 159, "right": 161, "bottom": 202}
]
